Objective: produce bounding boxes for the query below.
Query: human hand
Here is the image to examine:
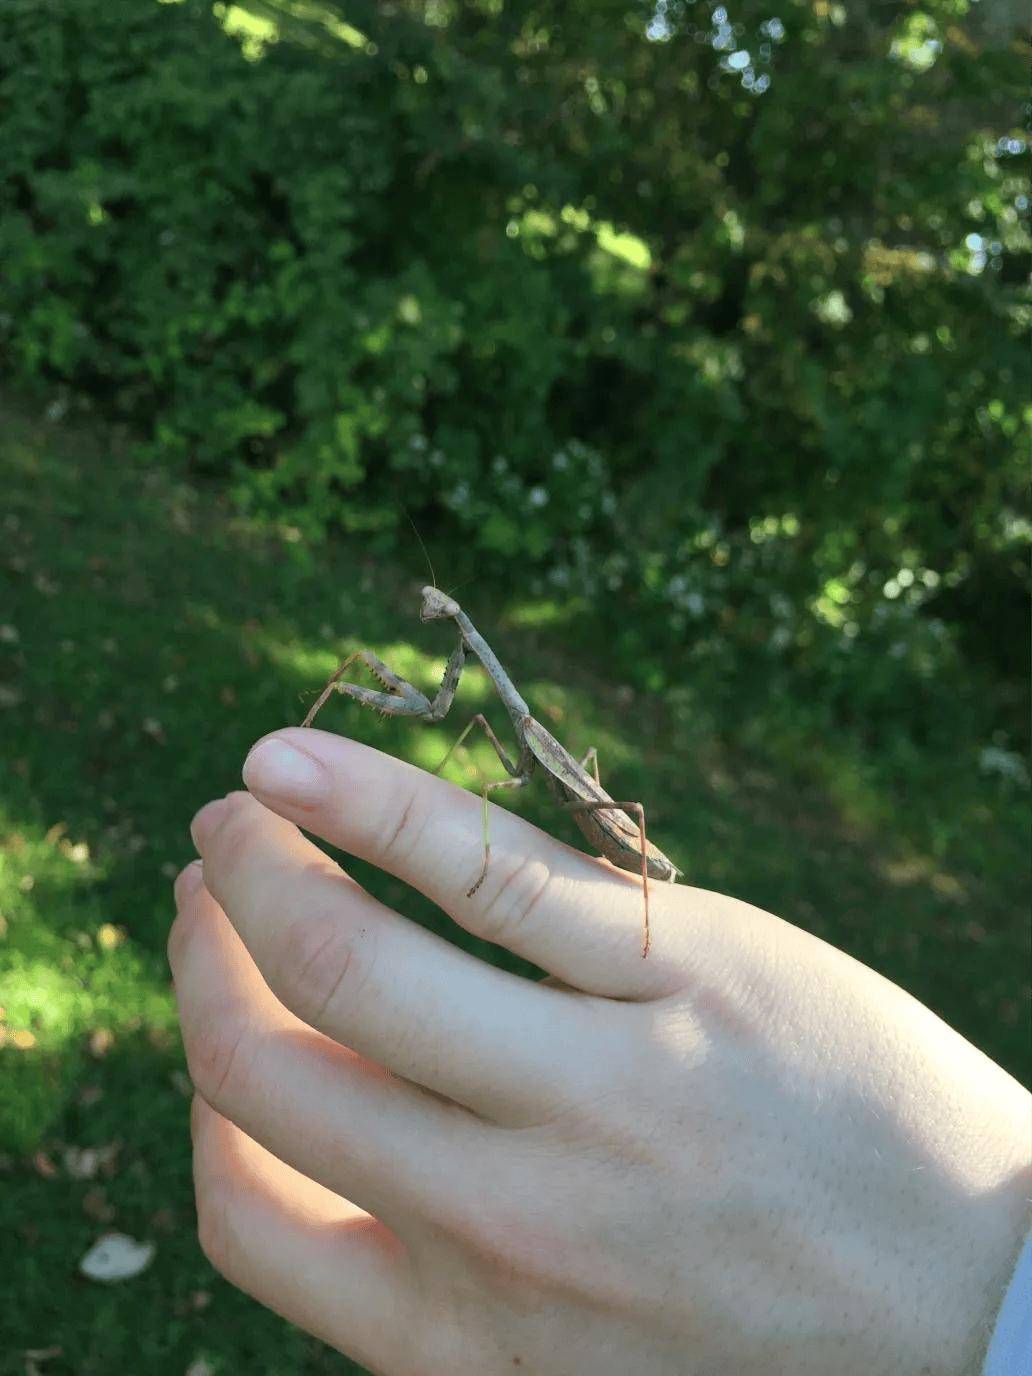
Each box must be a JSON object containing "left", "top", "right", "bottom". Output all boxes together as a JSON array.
[{"left": 169, "top": 727, "right": 1031, "bottom": 1376}]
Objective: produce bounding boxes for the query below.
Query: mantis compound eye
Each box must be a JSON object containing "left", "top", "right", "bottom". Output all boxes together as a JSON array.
[{"left": 420, "top": 586, "right": 460, "bottom": 621}]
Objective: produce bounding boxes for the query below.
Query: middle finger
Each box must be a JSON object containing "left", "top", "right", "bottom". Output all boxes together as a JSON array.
[{"left": 189, "top": 792, "right": 614, "bottom": 1123}]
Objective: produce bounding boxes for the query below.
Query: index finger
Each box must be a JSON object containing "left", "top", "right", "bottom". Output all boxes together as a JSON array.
[{"left": 240, "top": 727, "right": 685, "bottom": 998}]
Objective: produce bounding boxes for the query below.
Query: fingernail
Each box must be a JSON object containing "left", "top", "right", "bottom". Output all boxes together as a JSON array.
[
  {"left": 173, "top": 859, "right": 204, "bottom": 904},
  {"left": 190, "top": 797, "right": 227, "bottom": 849},
  {"left": 243, "top": 737, "right": 327, "bottom": 807}
]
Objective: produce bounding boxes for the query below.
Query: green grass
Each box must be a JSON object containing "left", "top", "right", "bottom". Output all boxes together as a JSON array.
[{"left": 0, "top": 393, "right": 1027, "bottom": 1374}]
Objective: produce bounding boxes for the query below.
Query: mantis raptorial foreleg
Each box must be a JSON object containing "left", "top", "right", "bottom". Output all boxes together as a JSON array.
[{"left": 301, "top": 642, "right": 465, "bottom": 728}]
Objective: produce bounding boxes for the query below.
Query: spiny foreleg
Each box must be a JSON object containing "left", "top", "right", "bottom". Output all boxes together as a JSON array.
[{"left": 301, "top": 640, "right": 467, "bottom": 729}]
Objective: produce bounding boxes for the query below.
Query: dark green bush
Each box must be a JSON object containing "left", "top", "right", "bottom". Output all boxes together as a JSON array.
[{"left": 1, "top": 0, "right": 1028, "bottom": 750}]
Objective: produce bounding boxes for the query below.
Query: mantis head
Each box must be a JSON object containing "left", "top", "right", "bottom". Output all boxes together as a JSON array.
[{"left": 420, "top": 586, "right": 461, "bottom": 622}]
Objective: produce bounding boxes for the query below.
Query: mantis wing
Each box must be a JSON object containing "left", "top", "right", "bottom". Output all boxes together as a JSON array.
[
  {"left": 521, "top": 714, "right": 682, "bottom": 883},
  {"left": 520, "top": 715, "right": 642, "bottom": 843}
]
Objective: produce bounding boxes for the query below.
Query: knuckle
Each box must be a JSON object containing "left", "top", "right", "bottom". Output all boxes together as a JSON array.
[
  {"left": 474, "top": 853, "right": 553, "bottom": 946},
  {"left": 271, "top": 910, "right": 366, "bottom": 1029},
  {"left": 172, "top": 860, "right": 204, "bottom": 909},
  {"left": 167, "top": 892, "right": 212, "bottom": 974},
  {"left": 201, "top": 793, "right": 257, "bottom": 887},
  {"left": 184, "top": 1007, "right": 258, "bottom": 1113}
]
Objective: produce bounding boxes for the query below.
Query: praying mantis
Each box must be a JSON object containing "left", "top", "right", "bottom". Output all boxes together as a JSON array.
[{"left": 301, "top": 587, "right": 681, "bottom": 956}]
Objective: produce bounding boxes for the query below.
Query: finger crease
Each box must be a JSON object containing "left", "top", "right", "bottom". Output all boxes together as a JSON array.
[
  {"left": 382, "top": 792, "right": 419, "bottom": 860},
  {"left": 481, "top": 856, "right": 551, "bottom": 936},
  {"left": 295, "top": 928, "right": 356, "bottom": 1026}
]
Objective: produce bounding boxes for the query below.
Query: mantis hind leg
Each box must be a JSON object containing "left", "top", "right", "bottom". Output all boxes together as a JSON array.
[
  {"left": 577, "top": 746, "right": 601, "bottom": 785},
  {"left": 560, "top": 798, "right": 652, "bottom": 958}
]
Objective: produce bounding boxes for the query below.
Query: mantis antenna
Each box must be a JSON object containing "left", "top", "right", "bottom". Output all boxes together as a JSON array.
[{"left": 398, "top": 501, "right": 437, "bottom": 591}]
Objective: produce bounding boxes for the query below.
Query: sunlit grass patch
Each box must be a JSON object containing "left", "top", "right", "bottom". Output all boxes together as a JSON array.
[
  {"left": 503, "top": 597, "right": 584, "bottom": 631},
  {"left": 0, "top": 810, "right": 174, "bottom": 1150}
]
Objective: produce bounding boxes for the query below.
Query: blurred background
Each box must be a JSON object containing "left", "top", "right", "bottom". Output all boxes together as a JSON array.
[{"left": 0, "top": 0, "right": 1028, "bottom": 1371}]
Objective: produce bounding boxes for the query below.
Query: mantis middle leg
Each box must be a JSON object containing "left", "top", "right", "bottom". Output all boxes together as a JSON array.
[{"left": 432, "top": 713, "right": 532, "bottom": 899}]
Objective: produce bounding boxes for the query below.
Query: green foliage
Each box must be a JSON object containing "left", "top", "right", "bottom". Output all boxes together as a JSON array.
[{"left": 0, "top": 0, "right": 1028, "bottom": 757}]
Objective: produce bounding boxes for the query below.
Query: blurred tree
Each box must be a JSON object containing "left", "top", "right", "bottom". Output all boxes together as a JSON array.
[{"left": 0, "top": 0, "right": 1027, "bottom": 743}]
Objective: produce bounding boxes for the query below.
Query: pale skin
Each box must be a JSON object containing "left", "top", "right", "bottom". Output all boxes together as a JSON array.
[{"left": 169, "top": 728, "right": 1032, "bottom": 1376}]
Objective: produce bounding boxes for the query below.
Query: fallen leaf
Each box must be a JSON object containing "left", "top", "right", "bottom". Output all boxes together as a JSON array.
[
  {"left": 11, "top": 1029, "right": 36, "bottom": 1050},
  {"left": 170, "top": 1070, "right": 193, "bottom": 1097},
  {"left": 32, "top": 1151, "right": 58, "bottom": 1179},
  {"left": 63, "top": 1142, "right": 120, "bottom": 1180},
  {"left": 78, "top": 1084, "right": 103, "bottom": 1108},
  {"left": 79, "top": 1232, "right": 155, "bottom": 1283},
  {"left": 82, "top": 1187, "right": 115, "bottom": 1223},
  {"left": 142, "top": 717, "right": 166, "bottom": 745},
  {"left": 24, "top": 1346, "right": 62, "bottom": 1376},
  {"left": 89, "top": 1029, "right": 115, "bottom": 1057}
]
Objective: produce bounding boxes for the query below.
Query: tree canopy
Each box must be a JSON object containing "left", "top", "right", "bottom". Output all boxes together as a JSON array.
[{"left": 1, "top": 0, "right": 1028, "bottom": 747}]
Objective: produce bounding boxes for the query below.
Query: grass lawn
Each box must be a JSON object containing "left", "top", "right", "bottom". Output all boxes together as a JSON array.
[{"left": 0, "top": 393, "right": 1027, "bottom": 1374}]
